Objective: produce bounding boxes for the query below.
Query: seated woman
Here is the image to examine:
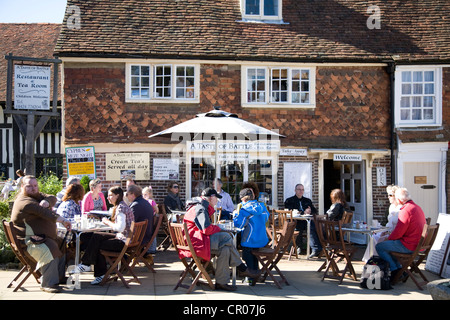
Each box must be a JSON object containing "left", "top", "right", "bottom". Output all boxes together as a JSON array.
[
  {"left": 326, "top": 189, "right": 349, "bottom": 221},
  {"left": 72, "top": 186, "right": 135, "bottom": 285},
  {"left": 81, "top": 178, "right": 107, "bottom": 214},
  {"left": 362, "top": 184, "right": 401, "bottom": 262},
  {"left": 56, "top": 184, "right": 85, "bottom": 220},
  {"left": 233, "top": 188, "right": 269, "bottom": 286},
  {"left": 163, "top": 182, "right": 184, "bottom": 213}
]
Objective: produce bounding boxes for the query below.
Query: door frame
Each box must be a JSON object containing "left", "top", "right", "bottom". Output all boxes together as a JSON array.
[
  {"left": 397, "top": 140, "right": 448, "bottom": 214},
  {"left": 311, "top": 148, "right": 389, "bottom": 224}
]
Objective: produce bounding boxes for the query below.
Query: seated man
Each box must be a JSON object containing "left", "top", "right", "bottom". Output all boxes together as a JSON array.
[
  {"left": 183, "top": 187, "right": 258, "bottom": 291},
  {"left": 11, "top": 175, "right": 71, "bottom": 293},
  {"left": 126, "top": 184, "right": 154, "bottom": 250},
  {"left": 284, "top": 184, "right": 319, "bottom": 257},
  {"left": 234, "top": 188, "right": 269, "bottom": 286},
  {"left": 375, "top": 187, "right": 426, "bottom": 282},
  {"left": 213, "top": 178, "right": 234, "bottom": 220}
]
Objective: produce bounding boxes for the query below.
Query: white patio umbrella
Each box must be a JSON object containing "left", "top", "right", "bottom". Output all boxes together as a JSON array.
[{"left": 148, "top": 106, "right": 285, "bottom": 178}]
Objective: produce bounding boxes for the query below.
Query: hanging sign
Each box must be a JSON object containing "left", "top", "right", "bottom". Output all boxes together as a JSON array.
[{"left": 14, "top": 65, "right": 51, "bottom": 110}]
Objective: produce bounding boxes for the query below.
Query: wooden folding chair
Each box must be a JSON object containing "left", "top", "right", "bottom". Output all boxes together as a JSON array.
[
  {"left": 168, "top": 222, "right": 215, "bottom": 293},
  {"left": 157, "top": 204, "right": 173, "bottom": 251},
  {"left": 129, "top": 213, "right": 163, "bottom": 273},
  {"left": 272, "top": 209, "right": 299, "bottom": 259},
  {"left": 342, "top": 211, "right": 353, "bottom": 224},
  {"left": 2, "top": 220, "right": 41, "bottom": 291},
  {"left": 316, "top": 219, "right": 357, "bottom": 284},
  {"left": 252, "top": 220, "right": 297, "bottom": 289},
  {"left": 390, "top": 223, "right": 440, "bottom": 290},
  {"left": 99, "top": 220, "right": 148, "bottom": 288}
]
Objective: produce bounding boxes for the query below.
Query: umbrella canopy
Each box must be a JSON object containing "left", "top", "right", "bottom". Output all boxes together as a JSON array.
[{"left": 148, "top": 107, "right": 284, "bottom": 140}]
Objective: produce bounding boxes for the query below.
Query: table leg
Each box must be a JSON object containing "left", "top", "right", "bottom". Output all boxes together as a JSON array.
[
  {"left": 232, "top": 233, "right": 237, "bottom": 286},
  {"left": 306, "top": 219, "right": 311, "bottom": 259}
]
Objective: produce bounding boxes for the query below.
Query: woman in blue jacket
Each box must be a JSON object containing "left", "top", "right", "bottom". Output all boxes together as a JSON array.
[{"left": 234, "top": 188, "right": 269, "bottom": 285}]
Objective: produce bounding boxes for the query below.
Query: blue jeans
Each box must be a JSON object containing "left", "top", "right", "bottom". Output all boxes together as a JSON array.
[{"left": 375, "top": 240, "right": 413, "bottom": 271}]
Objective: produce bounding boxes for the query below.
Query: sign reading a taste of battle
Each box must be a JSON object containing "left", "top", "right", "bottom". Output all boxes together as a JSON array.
[{"left": 106, "top": 153, "right": 150, "bottom": 181}]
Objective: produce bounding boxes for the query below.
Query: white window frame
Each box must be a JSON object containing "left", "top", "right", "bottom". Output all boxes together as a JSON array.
[
  {"left": 126, "top": 63, "right": 199, "bottom": 103},
  {"left": 241, "top": 0, "right": 283, "bottom": 22},
  {"left": 242, "top": 65, "right": 316, "bottom": 109},
  {"left": 394, "top": 65, "right": 442, "bottom": 128}
]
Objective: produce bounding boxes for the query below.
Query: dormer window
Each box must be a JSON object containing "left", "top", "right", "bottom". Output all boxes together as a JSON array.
[{"left": 242, "top": 0, "right": 282, "bottom": 22}]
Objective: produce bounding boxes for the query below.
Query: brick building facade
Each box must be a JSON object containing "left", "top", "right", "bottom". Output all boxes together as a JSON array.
[{"left": 54, "top": 0, "right": 449, "bottom": 242}]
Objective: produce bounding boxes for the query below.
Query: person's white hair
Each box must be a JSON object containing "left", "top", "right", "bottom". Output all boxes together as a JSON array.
[{"left": 395, "top": 187, "right": 411, "bottom": 203}]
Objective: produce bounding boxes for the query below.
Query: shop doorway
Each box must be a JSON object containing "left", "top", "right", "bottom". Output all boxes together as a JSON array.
[{"left": 324, "top": 159, "right": 366, "bottom": 243}]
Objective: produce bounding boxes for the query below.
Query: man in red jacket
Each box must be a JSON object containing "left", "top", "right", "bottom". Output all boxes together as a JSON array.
[
  {"left": 375, "top": 187, "right": 426, "bottom": 281},
  {"left": 183, "top": 188, "right": 258, "bottom": 291}
]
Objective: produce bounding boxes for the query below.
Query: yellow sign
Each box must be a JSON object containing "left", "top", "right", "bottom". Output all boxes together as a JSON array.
[{"left": 65, "top": 146, "right": 96, "bottom": 179}]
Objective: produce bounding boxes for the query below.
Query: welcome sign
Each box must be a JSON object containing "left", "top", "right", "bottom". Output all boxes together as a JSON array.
[{"left": 14, "top": 65, "right": 51, "bottom": 110}]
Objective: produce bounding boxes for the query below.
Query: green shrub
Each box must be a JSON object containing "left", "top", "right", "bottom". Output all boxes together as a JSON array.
[
  {"left": 80, "top": 175, "right": 91, "bottom": 193},
  {"left": 37, "top": 173, "right": 63, "bottom": 196}
]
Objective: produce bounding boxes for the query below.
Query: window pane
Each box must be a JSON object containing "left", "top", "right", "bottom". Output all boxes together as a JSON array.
[
  {"left": 301, "top": 70, "right": 309, "bottom": 80},
  {"left": 424, "top": 109, "right": 434, "bottom": 120},
  {"left": 292, "top": 93, "right": 299, "bottom": 103},
  {"left": 412, "top": 96, "right": 421, "bottom": 108},
  {"left": 141, "top": 66, "right": 150, "bottom": 75},
  {"left": 301, "top": 93, "right": 309, "bottom": 103},
  {"left": 423, "top": 96, "right": 433, "bottom": 108},
  {"left": 412, "top": 109, "right": 421, "bottom": 120},
  {"left": 131, "top": 66, "right": 140, "bottom": 75},
  {"left": 424, "top": 71, "right": 434, "bottom": 82},
  {"left": 264, "top": 0, "right": 278, "bottom": 16},
  {"left": 424, "top": 83, "right": 434, "bottom": 94},
  {"left": 400, "top": 97, "right": 410, "bottom": 108},
  {"left": 245, "top": 0, "right": 259, "bottom": 15},
  {"left": 401, "top": 109, "right": 410, "bottom": 120},
  {"left": 402, "top": 71, "right": 411, "bottom": 82},
  {"left": 413, "top": 83, "right": 423, "bottom": 94},
  {"left": 402, "top": 83, "right": 411, "bottom": 95},
  {"left": 413, "top": 71, "right": 423, "bottom": 82},
  {"left": 141, "top": 77, "right": 149, "bottom": 87},
  {"left": 131, "top": 77, "right": 140, "bottom": 87}
]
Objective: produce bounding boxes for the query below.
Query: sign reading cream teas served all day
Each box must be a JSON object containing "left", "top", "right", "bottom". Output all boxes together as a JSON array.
[
  {"left": 333, "top": 154, "right": 362, "bottom": 161},
  {"left": 14, "top": 65, "right": 51, "bottom": 110},
  {"left": 106, "top": 153, "right": 150, "bottom": 180},
  {"left": 66, "top": 146, "right": 96, "bottom": 179}
]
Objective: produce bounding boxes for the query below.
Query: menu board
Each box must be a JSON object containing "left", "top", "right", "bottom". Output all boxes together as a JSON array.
[
  {"left": 425, "top": 213, "right": 450, "bottom": 278},
  {"left": 283, "top": 162, "right": 312, "bottom": 201},
  {"left": 153, "top": 158, "right": 180, "bottom": 180}
]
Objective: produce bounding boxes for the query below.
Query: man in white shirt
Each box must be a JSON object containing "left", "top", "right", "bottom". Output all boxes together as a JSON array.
[{"left": 213, "top": 178, "right": 234, "bottom": 220}]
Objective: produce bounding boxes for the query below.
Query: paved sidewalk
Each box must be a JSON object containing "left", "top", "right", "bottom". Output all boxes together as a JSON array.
[{"left": 0, "top": 248, "right": 441, "bottom": 301}]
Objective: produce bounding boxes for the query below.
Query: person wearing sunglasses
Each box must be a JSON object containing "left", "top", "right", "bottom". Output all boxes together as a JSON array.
[
  {"left": 362, "top": 184, "right": 401, "bottom": 261},
  {"left": 164, "top": 182, "right": 185, "bottom": 213}
]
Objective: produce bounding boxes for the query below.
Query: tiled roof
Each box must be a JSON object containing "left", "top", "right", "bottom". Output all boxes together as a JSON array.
[
  {"left": 0, "top": 23, "right": 62, "bottom": 102},
  {"left": 55, "top": 0, "right": 450, "bottom": 62}
]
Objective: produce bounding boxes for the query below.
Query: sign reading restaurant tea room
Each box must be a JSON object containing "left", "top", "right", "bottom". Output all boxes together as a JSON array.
[
  {"left": 14, "top": 65, "right": 51, "bottom": 110},
  {"left": 66, "top": 146, "right": 96, "bottom": 179},
  {"left": 106, "top": 153, "right": 150, "bottom": 180}
]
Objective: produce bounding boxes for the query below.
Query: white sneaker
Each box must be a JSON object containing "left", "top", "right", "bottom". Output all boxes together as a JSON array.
[
  {"left": 69, "top": 264, "right": 91, "bottom": 274},
  {"left": 90, "top": 275, "right": 104, "bottom": 285}
]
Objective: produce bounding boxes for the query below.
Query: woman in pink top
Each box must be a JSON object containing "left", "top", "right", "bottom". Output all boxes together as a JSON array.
[{"left": 81, "top": 178, "right": 107, "bottom": 214}]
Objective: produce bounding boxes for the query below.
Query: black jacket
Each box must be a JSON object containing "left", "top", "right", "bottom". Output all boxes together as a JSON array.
[{"left": 284, "top": 195, "right": 317, "bottom": 215}]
